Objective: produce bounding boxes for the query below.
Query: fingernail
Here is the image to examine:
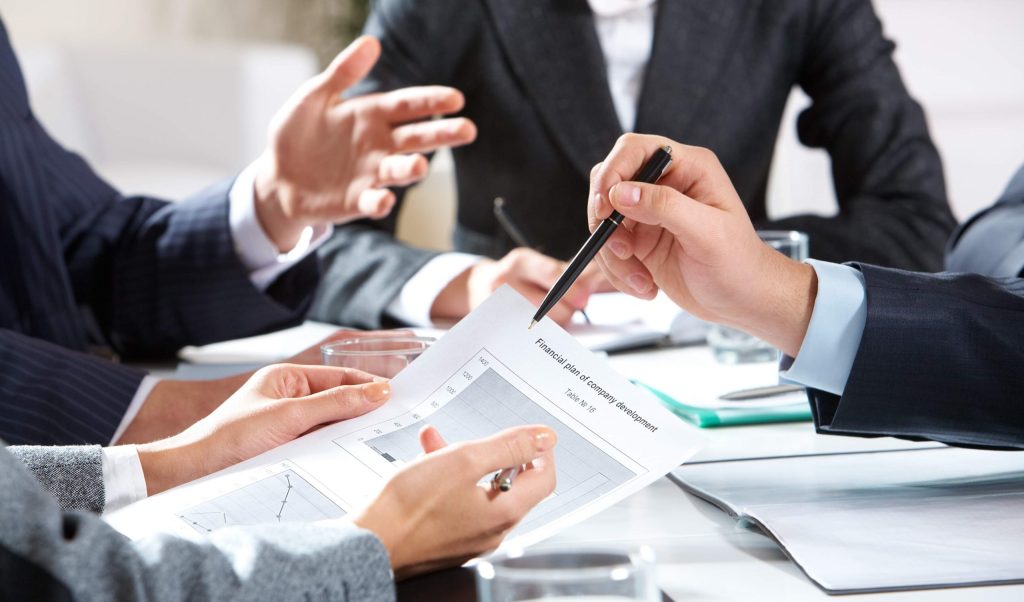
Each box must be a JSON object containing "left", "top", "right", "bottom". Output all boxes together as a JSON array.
[
  {"left": 532, "top": 427, "right": 557, "bottom": 452},
  {"left": 364, "top": 381, "right": 390, "bottom": 402},
  {"left": 372, "top": 376, "right": 389, "bottom": 383},
  {"left": 608, "top": 240, "right": 628, "bottom": 259},
  {"left": 615, "top": 184, "right": 641, "bottom": 207},
  {"left": 628, "top": 273, "right": 652, "bottom": 294}
]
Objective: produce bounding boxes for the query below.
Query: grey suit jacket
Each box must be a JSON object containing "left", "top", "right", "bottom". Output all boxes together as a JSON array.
[
  {"left": 946, "top": 164, "right": 1024, "bottom": 277},
  {"left": 0, "top": 443, "right": 395, "bottom": 601},
  {"left": 310, "top": 0, "right": 955, "bottom": 329}
]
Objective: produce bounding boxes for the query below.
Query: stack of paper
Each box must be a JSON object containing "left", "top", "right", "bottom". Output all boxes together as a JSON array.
[{"left": 672, "top": 448, "right": 1024, "bottom": 593}]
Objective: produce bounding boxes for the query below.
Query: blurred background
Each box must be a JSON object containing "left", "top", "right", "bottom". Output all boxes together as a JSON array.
[{"left": 3, "top": 0, "right": 1024, "bottom": 251}]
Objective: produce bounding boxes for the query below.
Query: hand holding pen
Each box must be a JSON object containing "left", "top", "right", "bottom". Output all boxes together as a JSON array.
[{"left": 531, "top": 145, "right": 673, "bottom": 327}]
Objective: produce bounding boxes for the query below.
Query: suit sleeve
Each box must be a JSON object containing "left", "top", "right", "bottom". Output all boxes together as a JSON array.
[
  {"left": 308, "top": 0, "right": 479, "bottom": 328},
  {"left": 0, "top": 446, "right": 395, "bottom": 602},
  {"left": 807, "top": 264, "right": 1024, "bottom": 450},
  {"left": 58, "top": 171, "right": 321, "bottom": 358},
  {"left": 772, "top": 0, "right": 956, "bottom": 272},
  {"left": 0, "top": 329, "right": 144, "bottom": 446}
]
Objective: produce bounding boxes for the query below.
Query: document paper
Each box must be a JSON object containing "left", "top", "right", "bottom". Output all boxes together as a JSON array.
[
  {"left": 672, "top": 448, "right": 1024, "bottom": 593},
  {"left": 109, "top": 286, "right": 703, "bottom": 549}
]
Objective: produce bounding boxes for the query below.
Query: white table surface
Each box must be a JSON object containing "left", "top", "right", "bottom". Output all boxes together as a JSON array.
[
  {"left": 165, "top": 325, "right": 1022, "bottom": 600},
  {"left": 533, "top": 346, "right": 1023, "bottom": 600}
]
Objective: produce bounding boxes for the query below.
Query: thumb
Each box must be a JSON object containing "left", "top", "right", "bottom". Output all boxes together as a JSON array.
[
  {"left": 318, "top": 35, "right": 381, "bottom": 95},
  {"left": 419, "top": 425, "right": 449, "bottom": 454}
]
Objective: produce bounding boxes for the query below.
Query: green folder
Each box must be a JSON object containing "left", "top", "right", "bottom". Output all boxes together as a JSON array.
[{"left": 632, "top": 380, "right": 812, "bottom": 428}]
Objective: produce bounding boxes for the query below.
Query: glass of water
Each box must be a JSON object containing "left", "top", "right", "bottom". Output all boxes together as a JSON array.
[
  {"left": 707, "top": 230, "right": 809, "bottom": 364},
  {"left": 476, "top": 546, "right": 659, "bottom": 602}
]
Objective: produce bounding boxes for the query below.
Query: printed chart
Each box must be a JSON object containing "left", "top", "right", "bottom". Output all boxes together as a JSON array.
[
  {"left": 178, "top": 468, "right": 345, "bottom": 533},
  {"left": 341, "top": 350, "right": 639, "bottom": 533}
]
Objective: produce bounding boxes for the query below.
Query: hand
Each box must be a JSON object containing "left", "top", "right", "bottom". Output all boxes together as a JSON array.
[
  {"left": 136, "top": 364, "right": 390, "bottom": 495},
  {"left": 115, "top": 329, "right": 412, "bottom": 446},
  {"left": 254, "top": 36, "right": 478, "bottom": 250},
  {"left": 430, "top": 248, "right": 608, "bottom": 324},
  {"left": 353, "top": 424, "right": 557, "bottom": 578},
  {"left": 588, "top": 134, "right": 818, "bottom": 356}
]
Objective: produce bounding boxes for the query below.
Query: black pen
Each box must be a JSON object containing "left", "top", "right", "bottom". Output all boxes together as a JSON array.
[
  {"left": 529, "top": 145, "right": 673, "bottom": 329},
  {"left": 494, "top": 197, "right": 592, "bottom": 324}
]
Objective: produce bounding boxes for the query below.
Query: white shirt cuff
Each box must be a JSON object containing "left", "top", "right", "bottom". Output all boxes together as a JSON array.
[
  {"left": 101, "top": 445, "right": 148, "bottom": 514},
  {"left": 779, "top": 259, "right": 868, "bottom": 396},
  {"left": 228, "top": 161, "right": 333, "bottom": 291},
  {"left": 384, "top": 253, "right": 482, "bottom": 327},
  {"left": 110, "top": 375, "right": 160, "bottom": 445}
]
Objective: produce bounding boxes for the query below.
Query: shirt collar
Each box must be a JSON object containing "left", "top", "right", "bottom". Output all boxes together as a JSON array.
[{"left": 587, "top": 0, "right": 657, "bottom": 17}]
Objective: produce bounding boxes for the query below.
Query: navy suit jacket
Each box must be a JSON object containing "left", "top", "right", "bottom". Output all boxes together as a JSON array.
[
  {"left": 809, "top": 167, "right": 1024, "bottom": 450},
  {"left": 0, "top": 20, "right": 320, "bottom": 445}
]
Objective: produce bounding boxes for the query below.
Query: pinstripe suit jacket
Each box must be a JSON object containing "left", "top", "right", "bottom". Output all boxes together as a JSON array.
[
  {"left": 0, "top": 19, "right": 320, "bottom": 445},
  {"left": 0, "top": 442, "right": 396, "bottom": 601}
]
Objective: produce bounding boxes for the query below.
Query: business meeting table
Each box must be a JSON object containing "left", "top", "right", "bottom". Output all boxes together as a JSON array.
[{"left": 150, "top": 325, "right": 1022, "bottom": 601}]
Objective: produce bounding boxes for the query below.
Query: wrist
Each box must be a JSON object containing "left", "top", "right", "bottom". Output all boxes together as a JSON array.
[
  {"left": 253, "top": 154, "right": 308, "bottom": 252},
  {"left": 136, "top": 436, "right": 204, "bottom": 496},
  {"left": 353, "top": 498, "right": 410, "bottom": 572},
  {"left": 732, "top": 252, "right": 817, "bottom": 357},
  {"left": 429, "top": 262, "right": 479, "bottom": 320}
]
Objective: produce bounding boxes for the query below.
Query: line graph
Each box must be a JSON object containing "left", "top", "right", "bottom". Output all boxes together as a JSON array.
[
  {"left": 178, "top": 468, "right": 344, "bottom": 533},
  {"left": 360, "top": 354, "right": 637, "bottom": 534}
]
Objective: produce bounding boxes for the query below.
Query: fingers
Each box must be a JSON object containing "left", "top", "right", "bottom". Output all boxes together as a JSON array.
[
  {"left": 606, "top": 181, "right": 714, "bottom": 241},
  {"left": 458, "top": 425, "right": 557, "bottom": 476},
  {"left": 377, "top": 154, "right": 429, "bottom": 188},
  {"left": 375, "top": 85, "right": 466, "bottom": 122},
  {"left": 318, "top": 36, "right": 381, "bottom": 95},
  {"left": 594, "top": 247, "right": 657, "bottom": 299},
  {"left": 288, "top": 364, "right": 382, "bottom": 392},
  {"left": 355, "top": 188, "right": 397, "bottom": 220},
  {"left": 294, "top": 379, "right": 391, "bottom": 426},
  {"left": 419, "top": 425, "right": 449, "bottom": 454},
  {"left": 390, "top": 117, "right": 477, "bottom": 154},
  {"left": 485, "top": 450, "right": 557, "bottom": 515}
]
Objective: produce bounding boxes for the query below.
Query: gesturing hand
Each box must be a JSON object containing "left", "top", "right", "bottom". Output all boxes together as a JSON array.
[
  {"left": 136, "top": 364, "right": 390, "bottom": 495},
  {"left": 254, "top": 35, "right": 477, "bottom": 250},
  {"left": 354, "top": 424, "right": 557, "bottom": 579},
  {"left": 588, "top": 134, "right": 817, "bottom": 357}
]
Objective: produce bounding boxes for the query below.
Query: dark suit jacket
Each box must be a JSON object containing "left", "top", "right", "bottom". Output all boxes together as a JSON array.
[
  {"left": 808, "top": 263, "right": 1024, "bottom": 450},
  {"left": 310, "top": 0, "right": 956, "bottom": 328},
  {"left": 0, "top": 19, "right": 320, "bottom": 445}
]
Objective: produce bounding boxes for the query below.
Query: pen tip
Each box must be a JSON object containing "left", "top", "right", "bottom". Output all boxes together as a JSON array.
[{"left": 528, "top": 320, "right": 538, "bottom": 330}]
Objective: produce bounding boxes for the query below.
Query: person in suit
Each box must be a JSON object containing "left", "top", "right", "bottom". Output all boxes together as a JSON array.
[
  {"left": 1, "top": 362, "right": 557, "bottom": 599},
  {"left": 0, "top": 18, "right": 476, "bottom": 445},
  {"left": 589, "top": 133, "right": 1024, "bottom": 450},
  {"left": 309, "top": 0, "right": 956, "bottom": 330}
]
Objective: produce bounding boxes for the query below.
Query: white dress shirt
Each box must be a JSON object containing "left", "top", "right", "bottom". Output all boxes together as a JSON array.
[
  {"left": 101, "top": 162, "right": 331, "bottom": 513},
  {"left": 385, "top": 0, "right": 658, "bottom": 327}
]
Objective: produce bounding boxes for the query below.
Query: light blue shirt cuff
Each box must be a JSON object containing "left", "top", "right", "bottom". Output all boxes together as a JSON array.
[{"left": 779, "top": 259, "right": 867, "bottom": 396}]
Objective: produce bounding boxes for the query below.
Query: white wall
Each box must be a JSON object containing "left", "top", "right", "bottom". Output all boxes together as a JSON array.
[{"left": 769, "top": 0, "right": 1024, "bottom": 222}]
